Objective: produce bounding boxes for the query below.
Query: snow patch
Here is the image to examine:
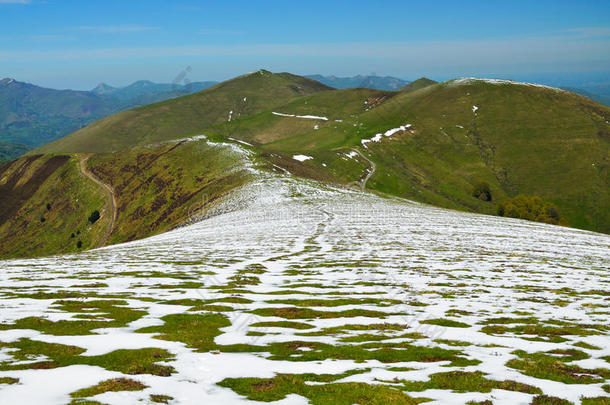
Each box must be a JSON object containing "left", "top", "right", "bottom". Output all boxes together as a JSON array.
[
  {"left": 292, "top": 155, "right": 313, "bottom": 162},
  {"left": 452, "top": 77, "right": 565, "bottom": 92},
  {"left": 361, "top": 124, "right": 412, "bottom": 148},
  {"left": 272, "top": 112, "right": 328, "bottom": 121}
]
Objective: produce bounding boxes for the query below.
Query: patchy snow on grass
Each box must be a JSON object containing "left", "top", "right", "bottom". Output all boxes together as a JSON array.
[
  {"left": 451, "top": 77, "right": 565, "bottom": 92},
  {"left": 472, "top": 105, "right": 479, "bottom": 114},
  {"left": 361, "top": 124, "right": 412, "bottom": 148},
  {"left": 0, "top": 163, "right": 608, "bottom": 404}
]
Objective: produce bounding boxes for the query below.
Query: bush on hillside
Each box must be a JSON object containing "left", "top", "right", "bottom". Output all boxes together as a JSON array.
[
  {"left": 472, "top": 181, "right": 492, "bottom": 201},
  {"left": 497, "top": 195, "right": 564, "bottom": 225},
  {"left": 88, "top": 210, "right": 100, "bottom": 224}
]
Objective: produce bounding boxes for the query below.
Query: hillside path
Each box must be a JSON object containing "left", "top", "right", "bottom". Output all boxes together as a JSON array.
[
  {"left": 77, "top": 154, "right": 117, "bottom": 248},
  {"left": 351, "top": 148, "right": 376, "bottom": 189}
]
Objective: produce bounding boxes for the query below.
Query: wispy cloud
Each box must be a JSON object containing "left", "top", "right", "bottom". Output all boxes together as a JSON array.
[
  {"left": 76, "top": 24, "right": 159, "bottom": 34},
  {"left": 1, "top": 34, "right": 608, "bottom": 75}
]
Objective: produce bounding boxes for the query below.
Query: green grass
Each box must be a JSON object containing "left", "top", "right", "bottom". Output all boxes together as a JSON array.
[
  {"left": 137, "top": 313, "right": 231, "bottom": 352},
  {"left": 250, "top": 321, "right": 315, "bottom": 330},
  {"left": 420, "top": 318, "right": 471, "bottom": 328},
  {"left": 150, "top": 394, "right": 174, "bottom": 404},
  {"left": 218, "top": 371, "right": 429, "bottom": 405},
  {"left": 0, "top": 154, "right": 108, "bottom": 258},
  {"left": 0, "top": 339, "right": 174, "bottom": 376},
  {"left": 0, "top": 300, "right": 146, "bottom": 335},
  {"left": 70, "top": 378, "right": 147, "bottom": 399},
  {"left": 530, "top": 395, "right": 574, "bottom": 405},
  {"left": 249, "top": 307, "right": 391, "bottom": 319},
  {"left": 506, "top": 350, "right": 610, "bottom": 384},
  {"left": 395, "top": 370, "right": 541, "bottom": 394},
  {"left": 0, "top": 377, "right": 19, "bottom": 385}
]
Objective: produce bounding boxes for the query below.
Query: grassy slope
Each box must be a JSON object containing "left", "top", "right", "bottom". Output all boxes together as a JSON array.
[
  {"left": 87, "top": 137, "right": 251, "bottom": 244},
  {"left": 399, "top": 77, "right": 438, "bottom": 93},
  {"left": 35, "top": 70, "right": 332, "bottom": 154},
  {"left": 0, "top": 138, "right": 251, "bottom": 259},
  {"left": 233, "top": 80, "right": 610, "bottom": 233},
  {"left": 4, "top": 73, "right": 610, "bottom": 261},
  {"left": 0, "top": 155, "right": 108, "bottom": 258}
]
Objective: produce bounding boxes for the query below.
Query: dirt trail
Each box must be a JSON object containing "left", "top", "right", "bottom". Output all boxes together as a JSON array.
[
  {"left": 351, "top": 149, "right": 376, "bottom": 190},
  {"left": 78, "top": 155, "right": 117, "bottom": 248}
]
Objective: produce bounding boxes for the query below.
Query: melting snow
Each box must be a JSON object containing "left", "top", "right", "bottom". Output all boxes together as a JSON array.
[
  {"left": 452, "top": 77, "right": 565, "bottom": 92},
  {"left": 272, "top": 112, "right": 328, "bottom": 121},
  {"left": 0, "top": 155, "right": 608, "bottom": 404},
  {"left": 472, "top": 105, "right": 479, "bottom": 114},
  {"left": 292, "top": 155, "right": 313, "bottom": 162},
  {"left": 361, "top": 124, "right": 412, "bottom": 148}
]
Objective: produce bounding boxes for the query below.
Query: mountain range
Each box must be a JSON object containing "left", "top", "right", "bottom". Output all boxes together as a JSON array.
[
  {"left": 0, "top": 78, "right": 218, "bottom": 162},
  {"left": 1, "top": 69, "right": 609, "bottom": 259},
  {"left": 305, "top": 74, "right": 410, "bottom": 90}
]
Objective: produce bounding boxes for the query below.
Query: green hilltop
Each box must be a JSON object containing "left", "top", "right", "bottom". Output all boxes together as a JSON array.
[
  {"left": 3, "top": 71, "right": 609, "bottom": 258},
  {"left": 35, "top": 70, "right": 331, "bottom": 154}
]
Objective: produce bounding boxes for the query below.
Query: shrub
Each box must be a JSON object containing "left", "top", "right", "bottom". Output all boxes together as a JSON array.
[
  {"left": 497, "top": 195, "right": 565, "bottom": 225},
  {"left": 46, "top": 203, "right": 51, "bottom": 211},
  {"left": 76, "top": 240, "right": 83, "bottom": 249},
  {"left": 88, "top": 210, "right": 100, "bottom": 224},
  {"left": 40, "top": 216, "right": 46, "bottom": 223},
  {"left": 472, "top": 181, "right": 492, "bottom": 201}
]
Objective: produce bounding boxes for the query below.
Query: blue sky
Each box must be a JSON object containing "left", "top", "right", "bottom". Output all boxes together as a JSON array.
[{"left": 1, "top": 0, "right": 609, "bottom": 89}]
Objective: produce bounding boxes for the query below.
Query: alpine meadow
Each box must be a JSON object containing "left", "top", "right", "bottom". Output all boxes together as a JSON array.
[{"left": 0, "top": 1, "right": 609, "bottom": 405}]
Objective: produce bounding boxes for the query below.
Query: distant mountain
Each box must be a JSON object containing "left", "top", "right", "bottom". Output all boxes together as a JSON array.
[
  {"left": 306, "top": 74, "right": 409, "bottom": 90},
  {"left": 0, "top": 78, "right": 219, "bottom": 158},
  {"left": 91, "top": 80, "right": 218, "bottom": 104},
  {"left": 0, "top": 142, "right": 30, "bottom": 164},
  {"left": 0, "top": 78, "right": 115, "bottom": 149},
  {"left": 560, "top": 87, "right": 610, "bottom": 106}
]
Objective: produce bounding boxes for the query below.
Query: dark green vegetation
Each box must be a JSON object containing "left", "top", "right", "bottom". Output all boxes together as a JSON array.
[
  {"left": 0, "top": 77, "right": 217, "bottom": 153},
  {"left": 497, "top": 195, "right": 565, "bottom": 225}
]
